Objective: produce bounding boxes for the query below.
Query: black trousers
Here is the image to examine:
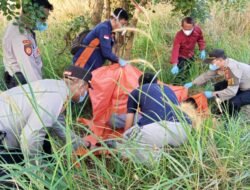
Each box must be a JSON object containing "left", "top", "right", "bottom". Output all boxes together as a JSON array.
[
  {"left": 4, "top": 72, "right": 27, "bottom": 89},
  {"left": 0, "top": 134, "right": 52, "bottom": 188},
  {"left": 214, "top": 80, "right": 250, "bottom": 115},
  {"left": 173, "top": 57, "right": 194, "bottom": 84}
]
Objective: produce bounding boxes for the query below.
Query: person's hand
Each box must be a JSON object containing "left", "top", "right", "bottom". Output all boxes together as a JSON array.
[
  {"left": 204, "top": 91, "right": 213, "bottom": 99},
  {"left": 200, "top": 50, "right": 206, "bottom": 60},
  {"left": 184, "top": 82, "right": 193, "bottom": 89},
  {"left": 171, "top": 64, "right": 179, "bottom": 75},
  {"left": 118, "top": 58, "right": 127, "bottom": 67}
]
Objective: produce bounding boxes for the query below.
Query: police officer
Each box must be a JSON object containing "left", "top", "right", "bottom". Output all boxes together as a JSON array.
[
  {"left": 2, "top": 0, "right": 53, "bottom": 89},
  {"left": 0, "top": 65, "right": 91, "bottom": 163},
  {"left": 184, "top": 49, "right": 250, "bottom": 115},
  {"left": 73, "top": 8, "right": 129, "bottom": 72},
  {"left": 170, "top": 17, "right": 206, "bottom": 82}
]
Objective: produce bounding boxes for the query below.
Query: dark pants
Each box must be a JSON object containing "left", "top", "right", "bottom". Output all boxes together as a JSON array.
[
  {"left": 214, "top": 80, "right": 250, "bottom": 115},
  {"left": 4, "top": 72, "right": 27, "bottom": 89},
  {"left": 0, "top": 134, "right": 52, "bottom": 188},
  {"left": 173, "top": 57, "right": 194, "bottom": 85}
]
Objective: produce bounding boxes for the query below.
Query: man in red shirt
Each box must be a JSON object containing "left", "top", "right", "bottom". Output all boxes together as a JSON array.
[{"left": 170, "top": 17, "right": 206, "bottom": 80}]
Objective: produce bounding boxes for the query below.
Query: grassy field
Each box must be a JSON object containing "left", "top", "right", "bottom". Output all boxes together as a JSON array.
[{"left": 0, "top": 0, "right": 250, "bottom": 189}]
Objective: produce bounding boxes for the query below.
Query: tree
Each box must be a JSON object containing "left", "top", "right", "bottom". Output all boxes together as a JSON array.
[
  {"left": 0, "top": 0, "right": 21, "bottom": 20},
  {"left": 89, "top": 0, "right": 105, "bottom": 25}
]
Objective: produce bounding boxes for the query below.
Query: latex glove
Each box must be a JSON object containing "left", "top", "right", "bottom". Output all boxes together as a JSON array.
[
  {"left": 184, "top": 82, "right": 193, "bottom": 89},
  {"left": 171, "top": 64, "right": 179, "bottom": 75},
  {"left": 204, "top": 91, "right": 213, "bottom": 99},
  {"left": 200, "top": 50, "right": 206, "bottom": 60},
  {"left": 118, "top": 58, "right": 127, "bottom": 67}
]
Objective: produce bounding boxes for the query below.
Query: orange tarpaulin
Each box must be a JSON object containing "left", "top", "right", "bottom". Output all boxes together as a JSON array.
[
  {"left": 78, "top": 64, "right": 142, "bottom": 145},
  {"left": 77, "top": 64, "right": 193, "bottom": 148},
  {"left": 189, "top": 93, "right": 209, "bottom": 113}
]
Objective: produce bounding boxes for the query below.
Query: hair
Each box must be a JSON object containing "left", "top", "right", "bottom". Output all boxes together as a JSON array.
[
  {"left": 221, "top": 55, "right": 227, "bottom": 60},
  {"left": 31, "top": 0, "right": 54, "bottom": 11},
  {"left": 182, "top": 17, "right": 195, "bottom": 26},
  {"left": 138, "top": 73, "right": 158, "bottom": 85},
  {"left": 113, "top": 8, "right": 129, "bottom": 21},
  {"left": 183, "top": 97, "right": 198, "bottom": 109}
]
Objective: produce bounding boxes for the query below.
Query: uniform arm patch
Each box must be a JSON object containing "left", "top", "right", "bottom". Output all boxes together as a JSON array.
[{"left": 24, "top": 44, "right": 32, "bottom": 56}]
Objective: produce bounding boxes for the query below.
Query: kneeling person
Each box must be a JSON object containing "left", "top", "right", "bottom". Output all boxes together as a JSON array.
[
  {"left": 122, "top": 73, "right": 191, "bottom": 163},
  {"left": 184, "top": 49, "right": 250, "bottom": 116},
  {"left": 0, "top": 65, "right": 91, "bottom": 164}
]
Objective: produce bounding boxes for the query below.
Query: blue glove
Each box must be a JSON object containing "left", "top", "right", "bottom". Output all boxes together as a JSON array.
[
  {"left": 200, "top": 50, "right": 206, "bottom": 60},
  {"left": 171, "top": 65, "right": 179, "bottom": 75},
  {"left": 204, "top": 91, "right": 213, "bottom": 99},
  {"left": 184, "top": 82, "right": 193, "bottom": 89},
  {"left": 118, "top": 58, "right": 127, "bottom": 67}
]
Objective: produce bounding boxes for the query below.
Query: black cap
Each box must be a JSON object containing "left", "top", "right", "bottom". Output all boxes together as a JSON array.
[
  {"left": 31, "top": 0, "right": 53, "bottom": 10},
  {"left": 204, "top": 49, "right": 227, "bottom": 64},
  {"left": 64, "top": 65, "right": 92, "bottom": 86}
]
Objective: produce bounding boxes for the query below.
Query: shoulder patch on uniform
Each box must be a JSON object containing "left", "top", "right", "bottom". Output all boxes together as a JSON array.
[
  {"left": 104, "top": 35, "right": 110, "bottom": 40},
  {"left": 224, "top": 67, "right": 239, "bottom": 86},
  {"left": 23, "top": 40, "right": 32, "bottom": 45},
  {"left": 24, "top": 44, "right": 32, "bottom": 56}
]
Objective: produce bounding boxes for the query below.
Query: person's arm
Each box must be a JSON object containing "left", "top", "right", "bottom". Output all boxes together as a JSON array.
[
  {"left": 170, "top": 33, "right": 181, "bottom": 64},
  {"left": 213, "top": 85, "right": 239, "bottom": 101},
  {"left": 124, "top": 113, "right": 135, "bottom": 131},
  {"left": 11, "top": 36, "right": 42, "bottom": 82},
  {"left": 125, "top": 90, "right": 139, "bottom": 131},
  {"left": 20, "top": 92, "right": 63, "bottom": 162},
  {"left": 49, "top": 114, "right": 89, "bottom": 150},
  {"left": 214, "top": 71, "right": 242, "bottom": 101},
  {"left": 98, "top": 26, "right": 119, "bottom": 63},
  {"left": 197, "top": 27, "right": 206, "bottom": 51},
  {"left": 193, "top": 70, "right": 217, "bottom": 86}
]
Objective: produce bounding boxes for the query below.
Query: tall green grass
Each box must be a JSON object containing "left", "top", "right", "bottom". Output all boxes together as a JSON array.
[{"left": 0, "top": 1, "right": 250, "bottom": 189}]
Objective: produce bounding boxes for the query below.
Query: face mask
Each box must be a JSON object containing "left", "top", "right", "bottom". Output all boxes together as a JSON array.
[
  {"left": 112, "top": 9, "right": 126, "bottom": 31},
  {"left": 209, "top": 64, "right": 219, "bottom": 71},
  {"left": 121, "top": 25, "right": 127, "bottom": 36},
  {"left": 35, "top": 21, "right": 48, "bottom": 32},
  {"left": 78, "top": 91, "right": 88, "bottom": 103},
  {"left": 182, "top": 29, "right": 193, "bottom": 36}
]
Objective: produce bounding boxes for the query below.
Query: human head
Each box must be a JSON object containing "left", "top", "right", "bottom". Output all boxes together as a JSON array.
[
  {"left": 111, "top": 8, "right": 129, "bottom": 30},
  {"left": 63, "top": 65, "right": 92, "bottom": 103},
  {"left": 22, "top": 0, "right": 53, "bottom": 29},
  {"left": 204, "top": 49, "right": 227, "bottom": 70},
  {"left": 181, "top": 17, "right": 195, "bottom": 36},
  {"left": 138, "top": 73, "right": 158, "bottom": 86}
]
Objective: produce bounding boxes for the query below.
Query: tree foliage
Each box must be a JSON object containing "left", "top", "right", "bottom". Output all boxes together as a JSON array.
[
  {"left": 168, "top": 0, "right": 249, "bottom": 22},
  {"left": 0, "top": 0, "right": 249, "bottom": 22},
  {"left": 0, "top": 0, "right": 21, "bottom": 20}
]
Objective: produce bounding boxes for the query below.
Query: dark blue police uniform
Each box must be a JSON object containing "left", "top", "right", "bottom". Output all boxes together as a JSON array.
[
  {"left": 73, "top": 20, "right": 119, "bottom": 72},
  {"left": 127, "top": 83, "right": 191, "bottom": 126}
]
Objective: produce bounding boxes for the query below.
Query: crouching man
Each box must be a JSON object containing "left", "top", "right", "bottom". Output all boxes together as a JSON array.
[
  {"left": 116, "top": 73, "right": 192, "bottom": 163},
  {"left": 0, "top": 65, "right": 91, "bottom": 165},
  {"left": 184, "top": 49, "right": 250, "bottom": 116}
]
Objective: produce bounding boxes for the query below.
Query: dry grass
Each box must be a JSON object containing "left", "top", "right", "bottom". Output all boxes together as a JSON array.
[
  {"left": 179, "top": 102, "right": 205, "bottom": 131},
  {"left": 206, "top": 2, "right": 250, "bottom": 38},
  {"left": 49, "top": 0, "right": 90, "bottom": 23}
]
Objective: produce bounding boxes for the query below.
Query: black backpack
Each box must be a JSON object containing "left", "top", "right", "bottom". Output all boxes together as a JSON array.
[{"left": 70, "top": 30, "right": 91, "bottom": 55}]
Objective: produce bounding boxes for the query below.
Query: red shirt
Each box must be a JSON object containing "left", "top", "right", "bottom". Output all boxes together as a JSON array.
[{"left": 170, "top": 26, "right": 206, "bottom": 64}]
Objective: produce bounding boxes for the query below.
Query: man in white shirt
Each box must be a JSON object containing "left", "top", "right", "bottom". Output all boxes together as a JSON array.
[
  {"left": 0, "top": 65, "right": 91, "bottom": 163},
  {"left": 2, "top": 0, "right": 53, "bottom": 88}
]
